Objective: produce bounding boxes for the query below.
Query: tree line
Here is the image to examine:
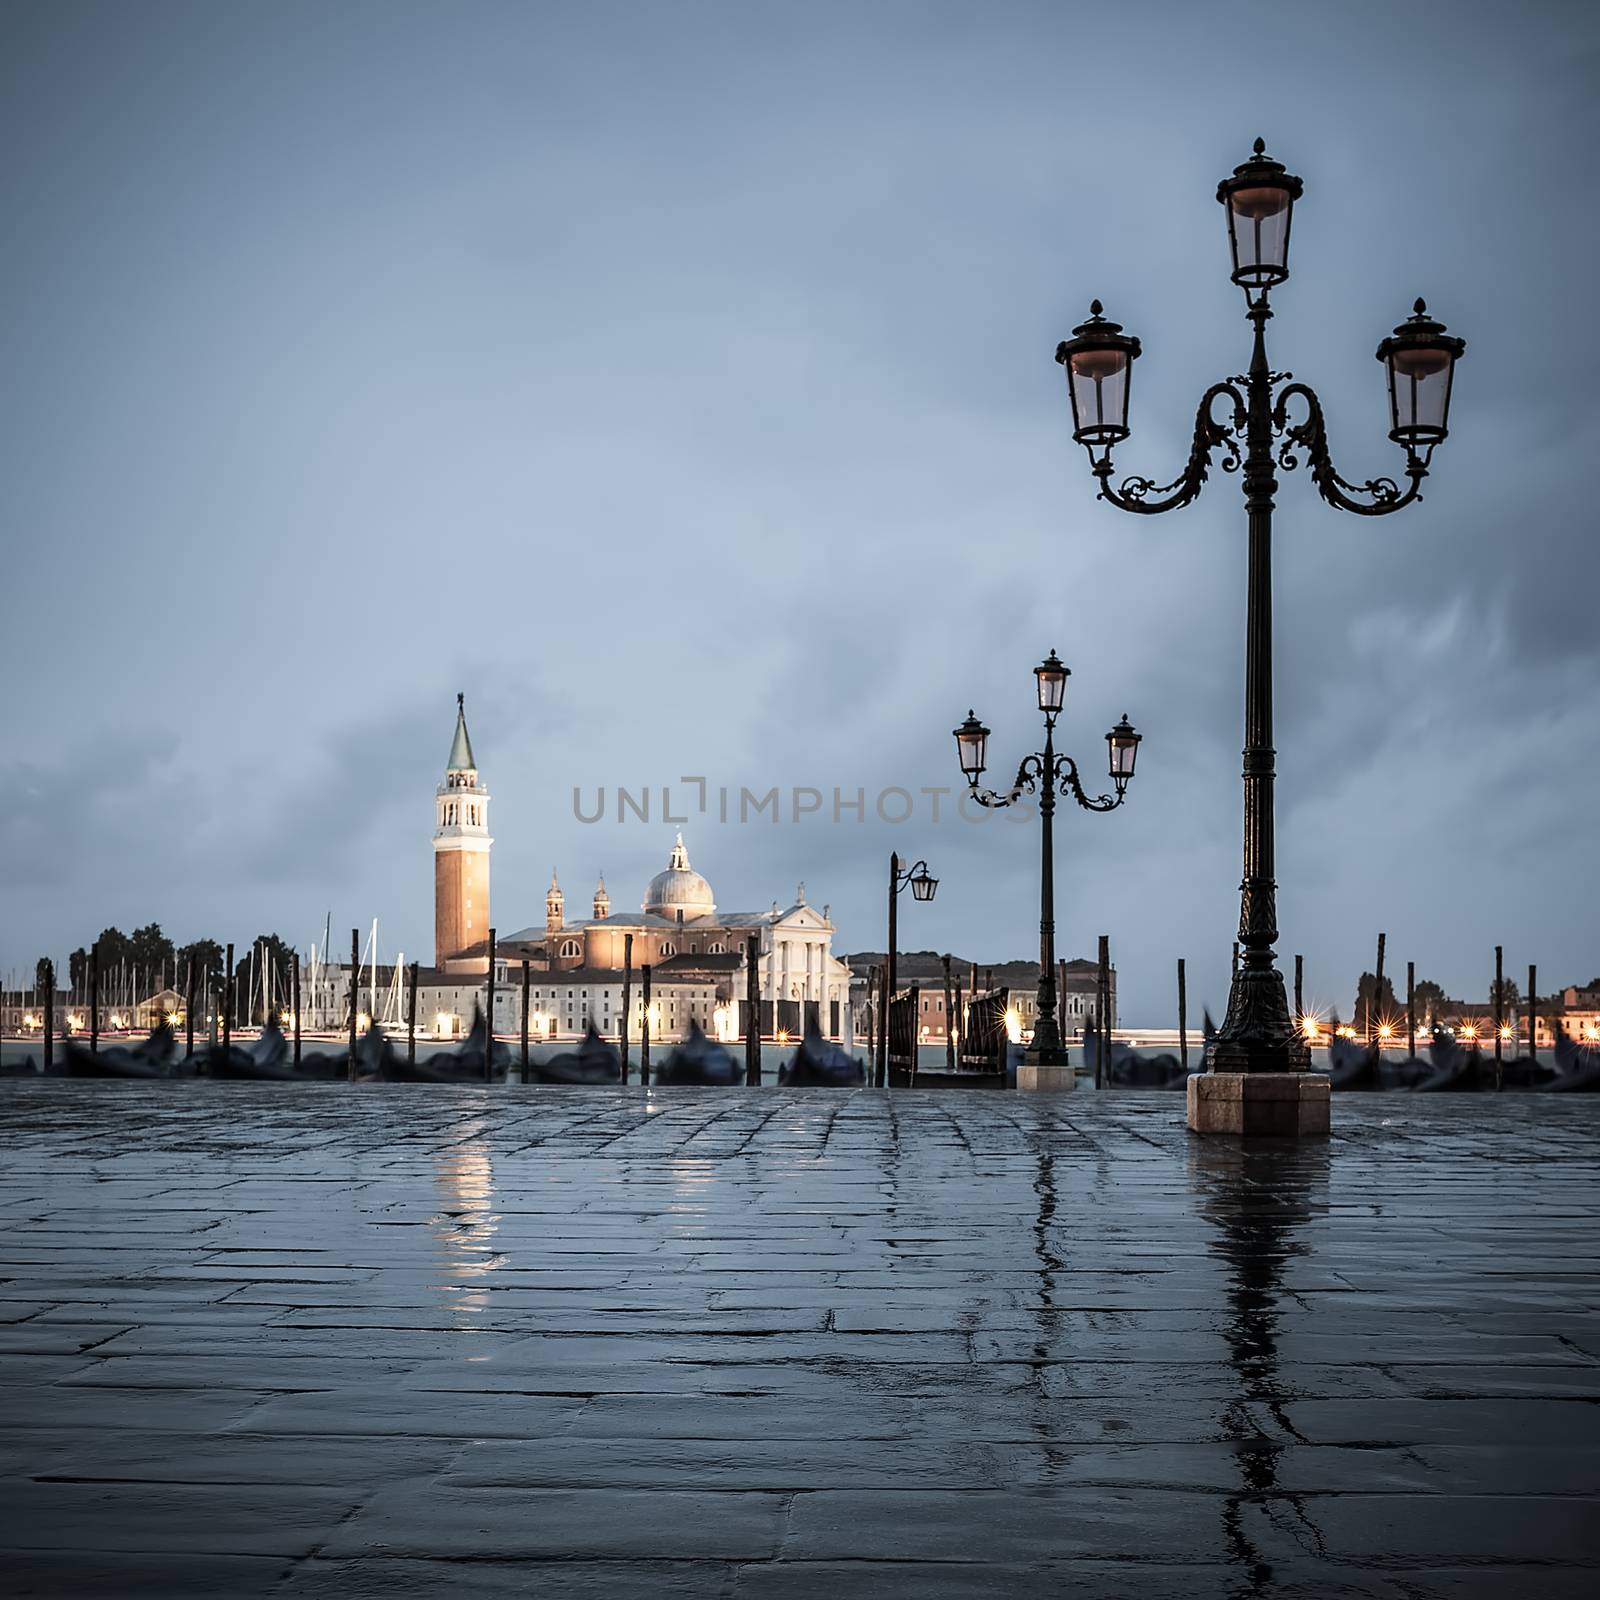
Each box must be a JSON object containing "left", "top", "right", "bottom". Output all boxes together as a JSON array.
[
  {"left": 30, "top": 925, "right": 298, "bottom": 1027},
  {"left": 1350, "top": 971, "right": 1523, "bottom": 1025}
]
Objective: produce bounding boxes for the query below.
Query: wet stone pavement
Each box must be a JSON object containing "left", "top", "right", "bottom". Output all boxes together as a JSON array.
[{"left": 1, "top": 1084, "right": 1597, "bottom": 1598}]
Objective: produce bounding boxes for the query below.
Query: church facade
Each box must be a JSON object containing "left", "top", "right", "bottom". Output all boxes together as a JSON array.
[{"left": 432, "top": 699, "right": 854, "bottom": 1040}]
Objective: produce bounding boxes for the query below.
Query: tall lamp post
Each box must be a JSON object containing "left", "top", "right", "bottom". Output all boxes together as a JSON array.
[
  {"left": 878, "top": 853, "right": 937, "bottom": 1088},
  {"left": 954, "top": 651, "right": 1140, "bottom": 1082},
  {"left": 1054, "top": 139, "right": 1465, "bottom": 1130}
]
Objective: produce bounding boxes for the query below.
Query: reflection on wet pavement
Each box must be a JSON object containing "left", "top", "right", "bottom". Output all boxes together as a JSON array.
[{"left": 1, "top": 1083, "right": 1596, "bottom": 1596}]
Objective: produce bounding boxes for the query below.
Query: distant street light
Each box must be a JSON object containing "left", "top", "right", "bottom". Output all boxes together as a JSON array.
[
  {"left": 878, "top": 853, "right": 937, "bottom": 1087},
  {"left": 954, "top": 650, "right": 1139, "bottom": 1069},
  {"left": 1056, "top": 138, "right": 1464, "bottom": 1078}
]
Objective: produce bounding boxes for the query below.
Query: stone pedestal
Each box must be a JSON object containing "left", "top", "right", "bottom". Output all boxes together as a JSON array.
[
  {"left": 1016, "top": 1063, "right": 1075, "bottom": 1092},
  {"left": 1186, "top": 1071, "right": 1329, "bottom": 1136}
]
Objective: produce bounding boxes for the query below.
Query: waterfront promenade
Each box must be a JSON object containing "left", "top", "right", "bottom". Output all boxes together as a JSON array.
[{"left": 2, "top": 1083, "right": 1596, "bottom": 1595}]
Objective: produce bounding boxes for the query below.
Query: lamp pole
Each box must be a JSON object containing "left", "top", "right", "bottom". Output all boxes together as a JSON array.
[
  {"left": 955, "top": 652, "right": 1140, "bottom": 1072},
  {"left": 879, "top": 853, "right": 937, "bottom": 1088},
  {"left": 1054, "top": 139, "right": 1465, "bottom": 1084}
]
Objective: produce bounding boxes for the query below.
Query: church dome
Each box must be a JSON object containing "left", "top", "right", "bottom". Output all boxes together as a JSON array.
[{"left": 644, "top": 833, "right": 715, "bottom": 920}]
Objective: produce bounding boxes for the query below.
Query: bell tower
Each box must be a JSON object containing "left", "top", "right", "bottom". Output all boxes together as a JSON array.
[
  {"left": 546, "top": 870, "right": 565, "bottom": 933},
  {"left": 593, "top": 873, "right": 610, "bottom": 921},
  {"left": 434, "top": 694, "right": 492, "bottom": 970}
]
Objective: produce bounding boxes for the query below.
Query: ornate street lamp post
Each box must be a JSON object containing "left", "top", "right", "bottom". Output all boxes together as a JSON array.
[
  {"left": 955, "top": 652, "right": 1140, "bottom": 1080},
  {"left": 1054, "top": 140, "right": 1465, "bottom": 1128},
  {"left": 878, "top": 853, "right": 937, "bottom": 1087}
]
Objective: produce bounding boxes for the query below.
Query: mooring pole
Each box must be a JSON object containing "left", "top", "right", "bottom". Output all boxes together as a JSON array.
[
  {"left": 292, "top": 952, "right": 302, "bottom": 1067},
  {"left": 1293, "top": 952, "right": 1304, "bottom": 1030},
  {"left": 1528, "top": 963, "right": 1538, "bottom": 1063},
  {"left": 346, "top": 929, "right": 358, "bottom": 1081},
  {"left": 640, "top": 964, "right": 652, "bottom": 1085},
  {"left": 1373, "top": 933, "right": 1387, "bottom": 1048},
  {"left": 520, "top": 959, "right": 530, "bottom": 1079},
  {"left": 745, "top": 934, "right": 761, "bottom": 1087},
  {"left": 620, "top": 933, "right": 633, "bottom": 1084},
  {"left": 1493, "top": 944, "right": 1504, "bottom": 1089},
  {"left": 90, "top": 941, "right": 100, "bottom": 1054},
  {"left": 1406, "top": 960, "right": 1416, "bottom": 1059},
  {"left": 943, "top": 954, "right": 957, "bottom": 1073},
  {"left": 1097, "top": 935, "right": 1111, "bottom": 1090},
  {"left": 1178, "top": 957, "right": 1188, "bottom": 1073},
  {"left": 407, "top": 961, "right": 419, "bottom": 1066},
  {"left": 184, "top": 955, "right": 196, "bottom": 1060},
  {"left": 224, "top": 941, "right": 235, "bottom": 1062},
  {"left": 42, "top": 960, "right": 54, "bottom": 1076},
  {"left": 484, "top": 928, "right": 497, "bottom": 1083}
]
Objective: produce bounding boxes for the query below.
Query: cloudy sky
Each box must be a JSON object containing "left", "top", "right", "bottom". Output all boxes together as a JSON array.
[{"left": 2, "top": 0, "right": 1596, "bottom": 1023}]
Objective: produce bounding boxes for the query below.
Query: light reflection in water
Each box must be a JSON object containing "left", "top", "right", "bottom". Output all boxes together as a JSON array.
[{"left": 429, "top": 1118, "right": 503, "bottom": 1335}]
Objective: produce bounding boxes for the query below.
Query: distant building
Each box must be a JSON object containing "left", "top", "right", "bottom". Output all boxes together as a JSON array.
[
  {"left": 433, "top": 695, "right": 492, "bottom": 971},
  {"left": 424, "top": 699, "right": 852, "bottom": 1040},
  {"left": 846, "top": 954, "right": 1115, "bottom": 1043}
]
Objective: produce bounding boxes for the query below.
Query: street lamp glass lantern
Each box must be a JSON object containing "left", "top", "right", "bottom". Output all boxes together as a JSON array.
[
  {"left": 954, "top": 711, "right": 989, "bottom": 781},
  {"left": 910, "top": 868, "right": 938, "bottom": 902},
  {"left": 1217, "top": 139, "right": 1303, "bottom": 289},
  {"left": 1055, "top": 302, "right": 1141, "bottom": 446},
  {"left": 1376, "top": 299, "right": 1466, "bottom": 448},
  {"left": 1107, "top": 714, "right": 1141, "bottom": 789},
  {"left": 1034, "top": 649, "right": 1070, "bottom": 713}
]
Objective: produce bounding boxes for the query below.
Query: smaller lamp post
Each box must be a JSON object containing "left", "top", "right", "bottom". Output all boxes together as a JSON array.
[
  {"left": 879, "top": 853, "right": 937, "bottom": 1087},
  {"left": 955, "top": 651, "right": 1139, "bottom": 1074}
]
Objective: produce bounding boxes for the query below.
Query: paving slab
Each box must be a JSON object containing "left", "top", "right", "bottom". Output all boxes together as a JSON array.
[{"left": 1, "top": 1081, "right": 1597, "bottom": 1594}]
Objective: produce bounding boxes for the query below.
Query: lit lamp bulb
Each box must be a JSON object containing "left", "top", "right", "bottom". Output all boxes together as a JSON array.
[{"left": 1228, "top": 185, "right": 1290, "bottom": 221}]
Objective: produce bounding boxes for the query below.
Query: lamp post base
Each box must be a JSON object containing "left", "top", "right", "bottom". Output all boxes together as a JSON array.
[
  {"left": 1186, "top": 1071, "right": 1329, "bottom": 1136},
  {"left": 1017, "top": 1059, "right": 1075, "bottom": 1092}
]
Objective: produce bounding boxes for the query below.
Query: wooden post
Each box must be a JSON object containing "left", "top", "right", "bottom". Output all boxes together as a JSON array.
[
  {"left": 292, "top": 952, "right": 302, "bottom": 1067},
  {"left": 1528, "top": 963, "right": 1538, "bottom": 1062},
  {"left": 42, "top": 960, "right": 54, "bottom": 1076},
  {"left": 484, "top": 928, "right": 497, "bottom": 1083},
  {"left": 1493, "top": 944, "right": 1504, "bottom": 1088},
  {"left": 1096, "top": 934, "right": 1111, "bottom": 1090},
  {"left": 89, "top": 941, "right": 100, "bottom": 1054},
  {"left": 1406, "top": 960, "right": 1416, "bottom": 1058},
  {"left": 640, "top": 964, "right": 652, "bottom": 1085},
  {"left": 1057, "top": 959, "right": 1068, "bottom": 1042},
  {"left": 1177, "top": 957, "right": 1188, "bottom": 1073},
  {"left": 620, "top": 933, "right": 633, "bottom": 1084},
  {"left": 520, "top": 959, "right": 530, "bottom": 1078},
  {"left": 346, "top": 929, "right": 358, "bottom": 1080},
  {"left": 1293, "top": 953, "right": 1304, "bottom": 1028},
  {"left": 745, "top": 934, "right": 761, "bottom": 1087},
  {"left": 184, "top": 955, "right": 196, "bottom": 1060},
  {"left": 224, "top": 941, "right": 235, "bottom": 1062},
  {"left": 407, "top": 961, "right": 419, "bottom": 1066},
  {"left": 942, "top": 954, "right": 957, "bottom": 1073},
  {"left": 1373, "top": 933, "right": 1387, "bottom": 1048}
]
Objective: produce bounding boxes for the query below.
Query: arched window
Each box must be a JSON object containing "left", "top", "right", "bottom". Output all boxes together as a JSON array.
[
  {"left": 560, "top": 939, "right": 580, "bottom": 959},
  {"left": 709, "top": 942, "right": 723, "bottom": 955},
  {"left": 661, "top": 941, "right": 675, "bottom": 957}
]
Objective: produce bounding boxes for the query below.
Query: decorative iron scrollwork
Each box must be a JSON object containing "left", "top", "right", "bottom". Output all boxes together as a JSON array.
[
  {"left": 1272, "top": 382, "right": 1427, "bottom": 516},
  {"left": 967, "top": 752, "right": 1120, "bottom": 814},
  {"left": 1095, "top": 382, "right": 1246, "bottom": 515}
]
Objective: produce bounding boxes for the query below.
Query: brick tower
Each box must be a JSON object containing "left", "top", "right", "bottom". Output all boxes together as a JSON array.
[{"left": 434, "top": 694, "right": 492, "bottom": 970}]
